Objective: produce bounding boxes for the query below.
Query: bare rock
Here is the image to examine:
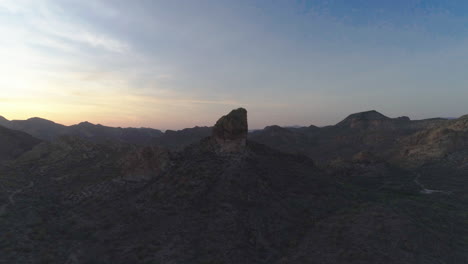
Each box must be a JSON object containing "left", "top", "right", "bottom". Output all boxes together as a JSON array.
[{"left": 212, "top": 108, "right": 248, "bottom": 153}]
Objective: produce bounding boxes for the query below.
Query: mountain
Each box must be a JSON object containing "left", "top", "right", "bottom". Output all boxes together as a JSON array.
[
  {"left": 0, "top": 116, "right": 164, "bottom": 145},
  {"left": 250, "top": 125, "right": 317, "bottom": 155},
  {"left": 5, "top": 117, "right": 67, "bottom": 141},
  {"left": 0, "top": 115, "right": 9, "bottom": 127},
  {"left": 250, "top": 110, "right": 449, "bottom": 164},
  {"left": 392, "top": 114, "right": 468, "bottom": 168},
  {"left": 0, "top": 108, "right": 467, "bottom": 263},
  {"left": 67, "top": 121, "right": 164, "bottom": 145},
  {"left": 336, "top": 110, "right": 393, "bottom": 128},
  {"left": 0, "top": 125, "right": 41, "bottom": 161},
  {"left": 152, "top": 126, "right": 212, "bottom": 150}
]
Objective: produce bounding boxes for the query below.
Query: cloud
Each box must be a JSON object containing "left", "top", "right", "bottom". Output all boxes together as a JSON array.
[
  {"left": 0, "top": 0, "right": 129, "bottom": 53},
  {"left": 33, "top": 18, "right": 129, "bottom": 53},
  {"left": 1, "top": 1, "right": 468, "bottom": 128},
  {"left": 0, "top": 0, "right": 34, "bottom": 13}
]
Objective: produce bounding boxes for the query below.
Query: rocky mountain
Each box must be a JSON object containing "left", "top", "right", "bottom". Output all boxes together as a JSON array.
[
  {"left": 392, "top": 115, "right": 468, "bottom": 167},
  {"left": 0, "top": 109, "right": 467, "bottom": 263},
  {"left": 250, "top": 110, "right": 449, "bottom": 164},
  {"left": 0, "top": 116, "right": 163, "bottom": 145}
]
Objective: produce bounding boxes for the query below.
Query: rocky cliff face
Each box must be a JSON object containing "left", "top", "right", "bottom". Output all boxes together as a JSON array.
[{"left": 212, "top": 108, "right": 248, "bottom": 153}]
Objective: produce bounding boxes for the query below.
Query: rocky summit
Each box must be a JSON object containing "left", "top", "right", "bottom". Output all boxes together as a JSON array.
[{"left": 212, "top": 107, "right": 248, "bottom": 152}]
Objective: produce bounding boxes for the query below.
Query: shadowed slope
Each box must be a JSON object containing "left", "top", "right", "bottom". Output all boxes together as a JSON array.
[{"left": 0, "top": 125, "right": 41, "bottom": 161}]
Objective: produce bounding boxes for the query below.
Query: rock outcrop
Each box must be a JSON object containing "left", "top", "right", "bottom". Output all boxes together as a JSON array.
[{"left": 212, "top": 108, "right": 248, "bottom": 152}]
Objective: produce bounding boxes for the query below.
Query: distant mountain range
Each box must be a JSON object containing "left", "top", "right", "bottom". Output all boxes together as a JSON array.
[
  {"left": 0, "top": 110, "right": 455, "bottom": 152},
  {"left": 0, "top": 116, "right": 164, "bottom": 144},
  {"left": 250, "top": 110, "right": 456, "bottom": 166}
]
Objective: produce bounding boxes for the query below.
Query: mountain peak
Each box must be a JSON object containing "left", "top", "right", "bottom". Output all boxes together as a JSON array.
[
  {"left": 337, "top": 110, "right": 390, "bottom": 128},
  {"left": 25, "top": 117, "right": 57, "bottom": 124},
  {"left": 264, "top": 125, "right": 285, "bottom": 131},
  {"left": 346, "top": 110, "right": 389, "bottom": 120},
  {"left": 77, "top": 121, "right": 95, "bottom": 127},
  {"left": 212, "top": 108, "right": 248, "bottom": 153}
]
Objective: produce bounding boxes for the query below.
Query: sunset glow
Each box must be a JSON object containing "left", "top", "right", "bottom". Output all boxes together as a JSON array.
[{"left": 1, "top": 0, "right": 467, "bottom": 129}]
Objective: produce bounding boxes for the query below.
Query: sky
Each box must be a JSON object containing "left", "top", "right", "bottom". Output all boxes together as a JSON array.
[{"left": 0, "top": 0, "right": 467, "bottom": 129}]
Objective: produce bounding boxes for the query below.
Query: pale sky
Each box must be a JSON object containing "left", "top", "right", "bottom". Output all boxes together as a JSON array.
[{"left": 0, "top": 0, "right": 467, "bottom": 129}]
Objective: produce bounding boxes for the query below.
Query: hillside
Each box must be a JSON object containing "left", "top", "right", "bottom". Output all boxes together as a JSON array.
[{"left": 0, "top": 125, "right": 41, "bottom": 161}]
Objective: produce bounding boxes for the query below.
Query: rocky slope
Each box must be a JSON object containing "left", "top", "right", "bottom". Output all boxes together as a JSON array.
[{"left": 392, "top": 115, "right": 468, "bottom": 167}]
